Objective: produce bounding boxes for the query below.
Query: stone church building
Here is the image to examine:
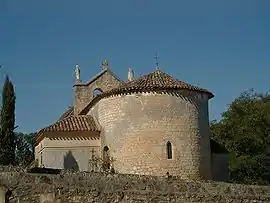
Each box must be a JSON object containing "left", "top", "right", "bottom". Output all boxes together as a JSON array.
[{"left": 35, "top": 60, "right": 229, "bottom": 181}]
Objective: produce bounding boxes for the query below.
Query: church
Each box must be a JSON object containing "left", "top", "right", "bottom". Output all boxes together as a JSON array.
[{"left": 35, "top": 60, "right": 229, "bottom": 181}]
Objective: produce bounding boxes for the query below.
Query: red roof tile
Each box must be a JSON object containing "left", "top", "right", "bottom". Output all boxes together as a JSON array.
[
  {"left": 113, "top": 70, "right": 213, "bottom": 96},
  {"left": 79, "top": 70, "right": 214, "bottom": 115},
  {"left": 35, "top": 115, "right": 99, "bottom": 145},
  {"left": 41, "top": 115, "right": 98, "bottom": 132}
]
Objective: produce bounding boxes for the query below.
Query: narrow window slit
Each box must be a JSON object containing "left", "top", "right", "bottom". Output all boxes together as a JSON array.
[{"left": 167, "top": 142, "right": 172, "bottom": 159}]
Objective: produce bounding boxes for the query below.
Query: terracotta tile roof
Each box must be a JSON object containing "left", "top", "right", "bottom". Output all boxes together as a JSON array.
[
  {"left": 79, "top": 70, "right": 214, "bottom": 115},
  {"left": 114, "top": 70, "right": 213, "bottom": 96},
  {"left": 41, "top": 115, "right": 98, "bottom": 133},
  {"left": 35, "top": 115, "right": 99, "bottom": 145},
  {"left": 59, "top": 106, "right": 74, "bottom": 120}
]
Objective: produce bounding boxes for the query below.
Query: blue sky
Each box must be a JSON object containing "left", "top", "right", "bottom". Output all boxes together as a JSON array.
[{"left": 0, "top": 0, "right": 269, "bottom": 133}]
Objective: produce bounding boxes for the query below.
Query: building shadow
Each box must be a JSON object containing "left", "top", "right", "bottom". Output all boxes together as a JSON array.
[{"left": 63, "top": 151, "right": 79, "bottom": 171}]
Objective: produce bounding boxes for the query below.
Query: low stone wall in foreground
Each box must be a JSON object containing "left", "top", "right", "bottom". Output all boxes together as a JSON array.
[{"left": 0, "top": 166, "right": 270, "bottom": 203}]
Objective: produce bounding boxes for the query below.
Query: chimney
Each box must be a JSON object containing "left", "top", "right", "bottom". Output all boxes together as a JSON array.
[{"left": 128, "top": 68, "right": 135, "bottom": 81}]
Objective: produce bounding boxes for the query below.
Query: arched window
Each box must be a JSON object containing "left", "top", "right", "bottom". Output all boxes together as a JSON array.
[
  {"left": 103, "top": 146, "right": 110, "bottom": 170},
  {"left": 167, "top": 142, "right": 172, "bottom": 159},
  {"left": 93, "top": 88, "right": 103, "bottom": 97},
  {"left": 103, "top": 146, "right": 109, "bottom": 152}
]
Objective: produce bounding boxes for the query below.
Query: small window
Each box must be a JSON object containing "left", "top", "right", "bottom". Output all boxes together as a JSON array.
[
  {"left": 93, "top": 88, "right": 103, "bottom": 97},
  {"left": 167, "top": 142, "right": 172, "bottom": 159},
  {"left": 103, "top": 146, "right": 109, "bottom": 152}
]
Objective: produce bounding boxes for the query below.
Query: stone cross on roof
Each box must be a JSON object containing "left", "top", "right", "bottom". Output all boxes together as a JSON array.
[
  {"left": 154, "top": 52, "right": 160, "bottom": 71},
  {"left": 102, "top": 60, "right": 109, "bottom": 69}
]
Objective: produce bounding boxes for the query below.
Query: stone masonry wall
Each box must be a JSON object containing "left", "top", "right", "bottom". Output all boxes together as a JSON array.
[
  {"left": 1, "top": 166, "right": 270, "bottom": 203},
  {"left": 35, "top": 133, "right": 101, "bottom": 171},
  {"left": 87, "top": 70, "right": 123, "bottom": 99},
  {"left": 88, "top": 90, "right": 212, "bottom": 180},
  {"left": 73, "top": 70, "right": 122, "bottom": 115},
  {"left": 73, "top": 85, "right": 91, "bottom": 115}
]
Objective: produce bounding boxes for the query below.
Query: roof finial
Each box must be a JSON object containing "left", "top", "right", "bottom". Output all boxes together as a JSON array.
[
  {"left": 102, "top": 59, "right": 109, "bottom": 69},
  {"left": 128, "top": 68, "right": 135, "bottom": 81},
  {"left": 154, "top": 52, "right": 160, "bottom": 71},
  {"left": 75, "top": 64, "right": 80, "bottom": 80}
]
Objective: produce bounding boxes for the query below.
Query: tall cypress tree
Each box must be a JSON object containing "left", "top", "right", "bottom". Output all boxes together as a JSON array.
[{"left": 0, "top": 76, "right": 16, "bottom": 165}]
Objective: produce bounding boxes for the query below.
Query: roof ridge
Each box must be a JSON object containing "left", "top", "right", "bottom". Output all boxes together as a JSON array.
[
  {"left": 85, "top": 67, "right": 124, "bottom": 86},
  {"left": 58, "top": 106, "right": 74, "bottom": 121},
  {"left": 56, "top": 115, "right": 91, "bottom": 123},
  {"left": 85, "top": 68, "right": 108, "bottom": 85}
]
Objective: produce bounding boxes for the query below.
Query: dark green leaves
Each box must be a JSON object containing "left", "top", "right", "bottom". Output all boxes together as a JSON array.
[
  {"left": 0, "top": 76, "right": 16, "bottom": 165},
  {"left": 211, "top": 89, "right": 270, "bottom": 185}
]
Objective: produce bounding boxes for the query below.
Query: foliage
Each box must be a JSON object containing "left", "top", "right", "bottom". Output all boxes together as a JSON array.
[
  {"left": 0, "top": 75, "right": 35, "bottom": 166},
  {"left": 210, "top": 89, "right": 270, "bottom": 185},
  {"left": 0, "top": 76, "right": 16, "bottom": 165},
  {"left": 14, "top": 132, "right": 36, "bottom": 166},
  {"left": 88, "top": 149, "right": 116, "bottom": 174}
]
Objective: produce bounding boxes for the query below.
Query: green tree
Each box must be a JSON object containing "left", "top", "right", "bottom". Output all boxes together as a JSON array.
[
  {"left": 0, "top": 76, "right": 16, "bottom": 165},
  {"left": 210, "top": 89, "right": 270, "bottom": 185},
  {"left": 15, "top": 132, "right": 36, "bottom": 166}
]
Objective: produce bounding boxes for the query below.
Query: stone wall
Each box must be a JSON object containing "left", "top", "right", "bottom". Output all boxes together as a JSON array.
[
  {"left": 73, "top": 69, "right": 122, "bottom": 115},
  {"left": 87, "top": 70, "right": 123, "bottom": 99},
  {"left": 88, "top": 90, "right": 212, "bottom": 180},
  {"left": 73, "top": 85, "right": 91, "bottom": 115},
  {"left": 35, "top": 133, "right": 101, "bottom": 170},
  {"left": 1, "top": 166, "right": 270, "bottom": 203}
]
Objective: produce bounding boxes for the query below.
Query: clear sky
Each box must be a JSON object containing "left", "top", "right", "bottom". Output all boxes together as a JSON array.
[{"left": 0, "top": 0, "right": 269, "bottom": 133}]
